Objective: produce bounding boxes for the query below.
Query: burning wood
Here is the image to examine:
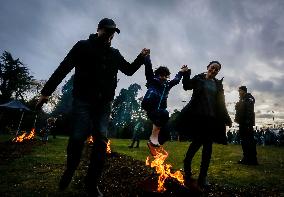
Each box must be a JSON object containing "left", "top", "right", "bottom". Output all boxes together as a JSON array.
[
  {"left": 87, "top": 136, "right": 94, "bottom": 144},
  {"left": 13, "top": 128, "right": 36, "bottom": 143},
  {"left": 106, "top": 140, "right": 111, "bottom": 154},
  {"left": 25, "top": 128, "right": 35, "bottom": 140},
  {"left": 145, "top": 149, "right": 184, "bottom": 192},
  {"left": 13, "top": 132, "right": 26, "bottom": 142},
  {"left": 86, "top": 136, "right": 111, "bottom": 154}
]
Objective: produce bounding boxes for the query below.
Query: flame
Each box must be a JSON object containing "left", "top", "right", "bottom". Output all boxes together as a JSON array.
[
  {"left": 86, "top": 136, "right": 111, "bottom": 154},
  {"left": 146, "top": 149, "right": 184, "bottom": 192},
  {"left": 106, "top": 140, "right": 111, "bottom": 154},
  {"left": 13, "top": 128, "right": 36, "bottom": 142},
  {"left": 13, "top": 132, "right": 26, "bottom": 142},
  {"left": 87, "top": 136, "right": 94, "bottom": 144},
  {"left": 24, "top": 128, "right": 35, "bottom": 140}
]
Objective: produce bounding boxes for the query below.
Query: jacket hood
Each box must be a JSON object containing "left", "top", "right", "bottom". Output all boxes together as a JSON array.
[
  {"left": 88, "top": 33, "right": 110, "bottom": 47},
  {"left": 245, "top": 93, "right": 255, "bottom": 103},
  {"left": 197, "top": 72, "right": 223, "bottom": 82},
  {"left": 89, "top": 33, "right": 98, "bottom": 40}
]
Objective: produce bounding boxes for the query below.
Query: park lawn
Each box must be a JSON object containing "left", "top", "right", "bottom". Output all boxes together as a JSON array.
[
  {"left": 111, "top": 138, "right": 284, "bottom": 190},
  {"left": 0, "top": 135, "right": 283, "bottom": 196}
]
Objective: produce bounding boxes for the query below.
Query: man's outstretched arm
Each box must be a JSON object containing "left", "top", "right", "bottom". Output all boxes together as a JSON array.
[
  {"left": 36, "top": 42, "right": 80, "bottom": 109},
  {"left": 117, "top": 48, "right": 150, "bottom": 76}
]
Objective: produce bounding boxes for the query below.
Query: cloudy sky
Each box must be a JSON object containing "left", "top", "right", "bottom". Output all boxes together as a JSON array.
[{"left": 1, "top": 0, "right": 283, "bottom": 126}]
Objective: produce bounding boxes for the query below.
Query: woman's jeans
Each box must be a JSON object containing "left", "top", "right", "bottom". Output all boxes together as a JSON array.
[{"left": 184, "top": 137, "right": 213, "bottom": 180}]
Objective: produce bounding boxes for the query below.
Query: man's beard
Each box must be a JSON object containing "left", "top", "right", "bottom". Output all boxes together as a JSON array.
[{"left": 98, "top": 36, "right": 111, "bottom": 47}]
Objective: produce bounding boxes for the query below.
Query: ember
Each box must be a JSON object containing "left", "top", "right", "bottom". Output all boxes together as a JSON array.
[
  {"left": 86, "top": 136, "right": 94, "bottom": 144},
  {"left": 86, "top": 137, "right": 111, "bottom": 154},
  {"left": 25, "top": 128, "right": 36, "bottom": 140},
  {"left": 13, "top": 128, "right": 36, "bottom": 143},
  {"left": 106, "top": 140, "right": 111, "bottom": 154},
  {"left": 146, "top": 149, "right": 184, "bottom": 192}
]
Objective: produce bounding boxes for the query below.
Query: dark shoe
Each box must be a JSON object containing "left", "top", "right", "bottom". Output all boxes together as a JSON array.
[
  {"left": 59, "top": 170, "right": 74, "bottom": 190},
  {"left": 249, "top": 160, "right": 259, "bottom": 165},
  {"left": 134, "top": 146, "right": 139, "bottom": 148},
  {"left": 238, "top": 159, "right": 259, "bottom": 165},
  {"left": 198, "top": 176, "right": 210, "bottom": 189},
  {"left": 184, "top": 176, "right": 203, "bottom": 193},
  {"left": 128, "top": 145, "right": 133, "bottom": 148},
  {"left": 237, "top": 159, "right": 248, "bottom": 165},
  {"left": 87, "top": 186, "right": 103, "bottom": 197},
  {"left": 147, "top": 140, "right": 160, "bottom": 156},
  {"left": 246, "top": 160, "right": 259, "bottom": 165}
]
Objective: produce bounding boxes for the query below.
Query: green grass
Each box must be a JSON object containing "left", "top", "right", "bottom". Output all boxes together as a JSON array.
[
  {"left": 112, "top": 139, "right": 284, "bottom": 190},
  {"left": 0, "top": 135, "right": 283, "bottom": 196}
]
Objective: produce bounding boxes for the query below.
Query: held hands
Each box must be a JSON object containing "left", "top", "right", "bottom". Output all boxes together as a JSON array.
[
  {"left": 140, "top": 48, "right": 150, "bottom": 57},
  {"left": 181, "top": 65, "right": 190, "bottom": 72},
  {"left": 35, "top": 95, "right": 49, "bottom": 110},
  {"left": 227, "top": 122, "right": 232, "bottom": 128}
]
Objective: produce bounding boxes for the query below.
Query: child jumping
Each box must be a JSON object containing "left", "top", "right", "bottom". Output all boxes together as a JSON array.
[{"left": 142, "top": 55, "right": 188, "bottom": 156}]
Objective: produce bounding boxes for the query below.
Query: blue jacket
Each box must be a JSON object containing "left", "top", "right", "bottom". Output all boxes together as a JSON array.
[{"left": 142, "top": 56, "right": 183, "bottom": 111}]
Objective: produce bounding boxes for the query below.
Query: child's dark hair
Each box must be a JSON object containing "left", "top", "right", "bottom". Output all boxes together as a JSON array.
[
  {"left": 154, "top": 66, "right": 171, "bottom": 77},
  {"left": 207, "top": 61, "right": 222, "bottom": 69}
]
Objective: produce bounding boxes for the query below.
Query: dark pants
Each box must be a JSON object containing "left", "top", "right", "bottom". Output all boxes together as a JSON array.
[
  {"left": 146, "top": 109, "right": 169, "bottom": 127},
  {"left": 146, "top": 109, "right": 170, "bottom": 145},
  {"left": 239, "top": 125, "right": 257, "bottom": 162},
  {"left": 184, "top": 137, "right": 213, "bottom": 180},
  {"left": 64, "top": 99, "right": 111, "bottom": 188},
  {"left": 129, "top": 138, "right": 140, "bottom": 148}
]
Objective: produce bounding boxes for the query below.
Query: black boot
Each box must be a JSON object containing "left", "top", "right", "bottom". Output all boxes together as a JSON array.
[
  {"left": 134, "top": 140, "right": 140, "bottom": 148},
  {"left": 59, "top": 139, "right": 84, "bottom": 190},
  {"left": 85, "top": 137, "right": 107, "bottom": 196},
  {"left": 59, "top": 169, "right": 74, "bottom": 190},
  {"left": 184, "top": 174, "right": 203, "bottom": 194},
  {"left": 128, "top": 141, "right": 134, "bottom": 148},
  {"left": 86, "top": 185, "right": 103, "bottom": 197},
  {"left": 198, "top": 175, "right": 210, "bottom": 189}
]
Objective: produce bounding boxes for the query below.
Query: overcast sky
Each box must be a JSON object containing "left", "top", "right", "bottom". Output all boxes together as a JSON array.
[{"left": 1, "top": 0, "right": 283, "bottom": 126}]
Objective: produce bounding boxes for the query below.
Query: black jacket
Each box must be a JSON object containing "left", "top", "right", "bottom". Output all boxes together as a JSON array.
[
  {"left": 41, "top": 34, "right": 144, "bottom": 103},
  {"left": 235, "top": 93, "right": 255, "bottom": 126},
  {"left": 175, "top": 72, "right": 232, "bottom": 144},
  {"left": 141, "top": 56, "right": 183, "bottom": 111}
]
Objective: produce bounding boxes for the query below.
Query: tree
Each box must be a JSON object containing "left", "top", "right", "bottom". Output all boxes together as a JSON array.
[
  {"left": 52, "top": 75, "right": 74, "bottom": 116},
  {"left": 0, "top": 51, "right": 34, "bottom": 103},
  {"left": 110, "top": 83, "right": 147, "bottom": 138}
]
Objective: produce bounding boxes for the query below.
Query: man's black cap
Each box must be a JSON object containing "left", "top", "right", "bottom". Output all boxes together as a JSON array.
[
  {"left": 98, "top": 18, "right": 120, "bottom": 34},
  {"left": 239, "top": 86, "right": 247, "bottom": 92}
]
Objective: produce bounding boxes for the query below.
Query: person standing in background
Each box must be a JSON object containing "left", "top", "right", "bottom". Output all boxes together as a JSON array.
[{"left": 235, "top": 86, "right": 258, "bottom": 165}]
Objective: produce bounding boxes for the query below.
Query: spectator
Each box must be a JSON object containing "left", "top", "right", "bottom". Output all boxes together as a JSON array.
[
  {"left": 128, "top": 121, "right": 144, "bottom": 148},
  {"left": 235, "top": 86, "right": 258, "bottom": 165}
]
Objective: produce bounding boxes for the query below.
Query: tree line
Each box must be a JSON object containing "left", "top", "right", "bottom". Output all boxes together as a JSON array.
[{"left": 0, "top": 51, "right": 180, "bottom": 139}]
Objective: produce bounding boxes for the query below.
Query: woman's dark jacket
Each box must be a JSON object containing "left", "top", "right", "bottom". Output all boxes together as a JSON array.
[
  {"left": 175, "top": 71, "right": 232, "bottom": 144},
  {"left": 141, "top": 56, "right": 183, "bottom": 111},
  {"left": 41, "top": 34, "right": 144, "bottom": 103}
]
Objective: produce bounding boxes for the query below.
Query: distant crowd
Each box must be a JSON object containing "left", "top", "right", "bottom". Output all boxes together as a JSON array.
[{"left": 226, "top": 127, "right": 284, "bottom": 146}]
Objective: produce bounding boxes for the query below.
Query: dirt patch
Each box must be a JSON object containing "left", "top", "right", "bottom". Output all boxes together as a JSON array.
[
  {"left": 0, "top": 139, "right": 41, "bottom": 165},
  {"left": 0, "top": 140, "right": 282, "bottom": 196}
]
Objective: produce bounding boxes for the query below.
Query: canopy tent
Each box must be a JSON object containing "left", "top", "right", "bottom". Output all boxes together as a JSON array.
[
  {"left": 0, "top": 100, "right": 31, "bottom": 111},
  {"left": 0, "top": 100, "right": 31, "bottom": 135}
]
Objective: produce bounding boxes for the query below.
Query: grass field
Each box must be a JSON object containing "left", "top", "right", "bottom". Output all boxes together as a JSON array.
[
  {"left": 111, "top": 138, "right": 284, "bottom": 190},
  {"left": 0, "top": 135, "right": 283, "bottom": 196}
]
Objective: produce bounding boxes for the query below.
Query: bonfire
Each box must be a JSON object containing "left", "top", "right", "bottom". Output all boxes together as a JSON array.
[
  {"left": 13, "top": 128, "right": 36, "bottom": 143},
  {"left": 86, "top": 136, "right": 111, "bottom": 154},
  {"left": 145, "top": 149, "right": 184, "bottom": 192}
]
